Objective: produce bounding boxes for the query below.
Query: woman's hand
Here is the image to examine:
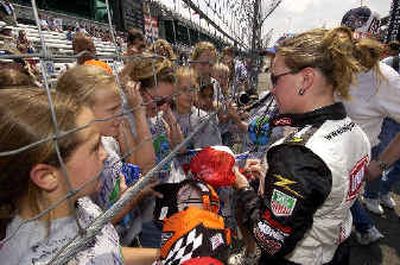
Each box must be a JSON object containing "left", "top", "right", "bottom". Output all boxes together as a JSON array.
[
  {"left": 233, "top": 166, "right": 250, "bottom": 189},
  {"left": 365, "top": 160, "right": 383, "bottom": 181},
  {"left": 243, "top": 159, "right": 267, "bottom": 181}
]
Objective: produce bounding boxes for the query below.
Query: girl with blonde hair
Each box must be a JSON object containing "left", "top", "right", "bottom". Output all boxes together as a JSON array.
[{"left": 173, "top": 66, "right": 222, "bottom": 149}]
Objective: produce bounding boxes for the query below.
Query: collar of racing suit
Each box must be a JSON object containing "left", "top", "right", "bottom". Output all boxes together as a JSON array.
[{"left": 271, "top": 102, "right": 347, "bottom": 128}]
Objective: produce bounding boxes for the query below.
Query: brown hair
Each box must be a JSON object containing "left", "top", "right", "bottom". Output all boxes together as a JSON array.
[
  {"left": 72, "top": 32, "right": 96, "bottom": 64},
  {"left": 127, "top": 28, "right": 144, "bottom": 46},
  {"left": 0, "top": 88, "right": 83, "bottom": 237},
  {"left": 0, "top": 69, "right": 34, "bottom": 89},
  {"left": 56, "top": 65, "right": 116, "bottom": 107},
  {"left": 221, "top": 46, "right": 235, "bottom": 57},
  {"left": 278, "top": 28, "right": 360, "bottom": 99},
  {"left": 191, "top": 41, "right": 217, "bottom": 61},
  {"left": 120, "top": 52, "right": 175, "bottom": 91}
]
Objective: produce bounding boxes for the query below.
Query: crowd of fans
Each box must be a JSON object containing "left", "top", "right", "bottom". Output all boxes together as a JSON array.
[{"left": 0, "top": 4, "right": 400, "bottom": 265}]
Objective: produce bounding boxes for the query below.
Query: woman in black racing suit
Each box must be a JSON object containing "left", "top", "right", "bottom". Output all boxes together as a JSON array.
[{"left": 233, "top": 28, "right": 371, "bottom": 265}]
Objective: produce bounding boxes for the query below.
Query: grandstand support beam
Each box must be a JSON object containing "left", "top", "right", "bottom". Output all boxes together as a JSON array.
[
  {"left": 180, "top": 0, "right": 248, "bottom": 49},
  {"left": 249, "top": 0, "right": 282, "bottom": 93},
  {"left": 249, "top": 0, "right": 261, "bottom": 93}
]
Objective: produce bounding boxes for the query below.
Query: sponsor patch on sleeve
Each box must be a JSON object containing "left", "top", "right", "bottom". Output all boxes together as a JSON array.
[
  {"left": 271, "top": 189, "right": 297, "bottom": 217},
  {"left": 347, "top": 156, "right": 369, "bottom": 201}
]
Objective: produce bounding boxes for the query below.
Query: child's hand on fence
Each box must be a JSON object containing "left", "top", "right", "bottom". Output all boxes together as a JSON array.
[
  {"left": 135, "top": 182, "right": 164, "bottom": 203},
  {"left": 161, "top": 104, "right": 177, "bottom": 126}
]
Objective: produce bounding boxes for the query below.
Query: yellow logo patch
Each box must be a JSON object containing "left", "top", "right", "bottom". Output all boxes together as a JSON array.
[{"left": 273, "top": 174, "right": 304, "bottom": 199}]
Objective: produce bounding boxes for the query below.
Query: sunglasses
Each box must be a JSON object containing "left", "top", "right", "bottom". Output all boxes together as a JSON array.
[
  {"left": 270, "top": 70, "right": 294, "bottom": 87},
  {"left": 144, "top": 90, "right": 173, "bottom": 107}
]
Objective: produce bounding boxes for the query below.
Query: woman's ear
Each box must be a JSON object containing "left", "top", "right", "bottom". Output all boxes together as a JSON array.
[
  {"left": 30, "top": 164, "right": 60, "bottom": 192},
  {"left": 301, "top": 67, "right": 316, "bottom": 93}
]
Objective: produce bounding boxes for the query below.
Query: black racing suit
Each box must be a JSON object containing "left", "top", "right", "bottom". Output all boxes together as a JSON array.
[{"left": 236, "top": 103, "right": 356, "bottom": 265}]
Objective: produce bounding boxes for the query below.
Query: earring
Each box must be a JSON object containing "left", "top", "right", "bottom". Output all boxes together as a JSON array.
[{"left": 297, "top": 88, "right": 305, "bottom": 96}]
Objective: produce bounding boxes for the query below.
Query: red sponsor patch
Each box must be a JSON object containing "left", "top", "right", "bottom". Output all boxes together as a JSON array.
[
  {"left": 347, "top": 156, "right": 369, "bottom": 201},
  {"left": 272, "top": 117, "right": 293, "bottom": 126}
]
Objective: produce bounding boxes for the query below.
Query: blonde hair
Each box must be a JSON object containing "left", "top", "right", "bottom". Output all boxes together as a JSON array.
[
  {"left": 353, "top": 38, "right": 384, "bottom": 71},
  {"left": 176, "top": 67, "right": 198, "bottom": 87},
  {"left": 149, "top": 39, "right": 177, "bottom": 61},
  {"left": 56, "top": 65, "right": 117, "bottom": 107},
  {"left": 191, "top": 41, "right": 217, "bottom": 61},
  {"left": 121, "top": 52, "right": 175, "bottom": 91},
  {"left": 212, "top": 63, "right": 230, "bottom": 76},
  {"left": 278, "top": 28, "right": 360, "bottom": 99}
]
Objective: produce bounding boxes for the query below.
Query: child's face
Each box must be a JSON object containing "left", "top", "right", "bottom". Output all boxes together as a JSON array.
[
  {"left": 194, "top": 50, "right": 216, "bottom": 77},
  {"left": 142, "top": 82, "right": 175, "bottom": 117},
  {"left": 63, "top": 107, "right": 107, "bottom": 197},
  {"left": 196, "top": 86, "right": 214, "bottom": 111},
  {"left": 213, "top": 70, "right": 229, "bottom": 91},
  {"left": 91, "top": 84, "right": 122, "bottom": 138},
  {"left": 176, "top": 77, "right": 196, "bottom": 111}
]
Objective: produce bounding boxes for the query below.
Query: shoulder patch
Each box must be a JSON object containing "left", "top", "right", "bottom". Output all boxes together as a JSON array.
[{"left": 271, "top": 189, "right": 297, "bottom": 217}]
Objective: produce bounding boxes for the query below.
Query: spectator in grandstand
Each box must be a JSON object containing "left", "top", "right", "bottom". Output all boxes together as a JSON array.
[
  {"left": 121, "top": 53, "right": 183, "bottom": 248},
  {"left": 173, "top": 66, "right": 222, "bottom": 149},
  {"left": 39, "top": 14, "right": 49, "bottom": 31},
  {"left": 149, "top": 39, "right": 176, "bottom": 62},
  {"left": 0, "top": 0, "right": 16, "bottom": 26},
  {"left": 16, "top": 30, "right": 34, "bottom": 54},
  {"left": 221, "top": 46, "right": 248, "bottom": 96},
  {"left": 381, "top": 41, "right": 400, "bottom": 73},
  {"left": 66, "top": 26, "right": 74, "bottom": 41},
  {"left": 72, "top": 32, "right": 112, "bottom": 74},
  {"left": 0, "top": 68, "right": 35, "bottom": 89},
  {"left": 343, "top": 38, "right": 400, "bottom": 244},
  {"left": 233, "top": 28, "right": 370, "bottom": 265},
  {"left": 72, "top": 32, "right": 96, "bottom": 64},
  {"left": 126, "top": 28, "right": 146, "bottom": 56},
  {"left": 49, "top": 17, "right": 62, "bottom": 32},
  {"left": 0, "top": 89, "right": 158, "bottom": 265}
]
